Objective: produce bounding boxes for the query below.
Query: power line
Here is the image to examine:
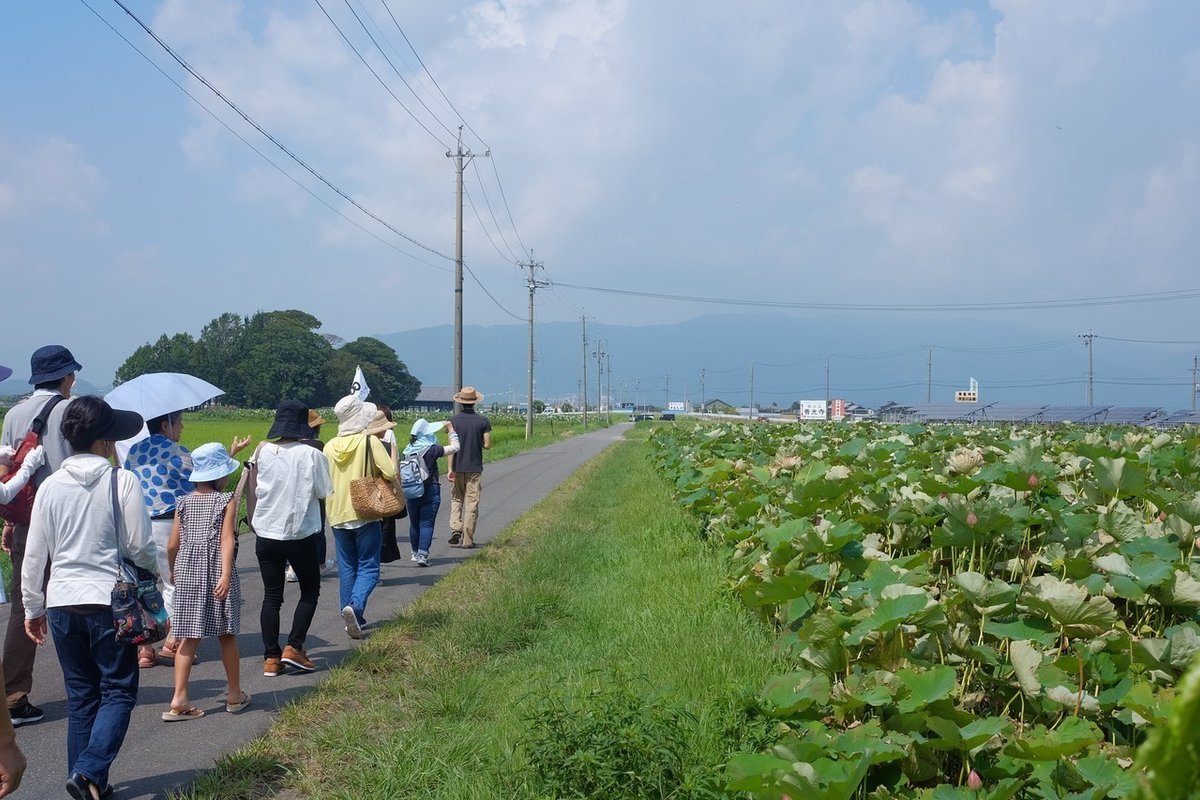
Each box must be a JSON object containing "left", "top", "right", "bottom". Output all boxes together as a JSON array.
[
  {"left": 464, "top": 186, "right": 521, "bottom": 265},
  {"left": 1096, "top": 335, "right": 1200, "bottom": 345},
  {"left": 471, "top": 161, "right": 522, "bottom": 262},
  {"left": 106, "top": 0, "right": 454, "bottom": 262},
  {"left": 374, "top": 1, "right": 530, "bottom": 255},
  {"left": 550, "top": 282, "right": 1200, "bottom": 312},
  {"left": 323, "top": 0, "right": 457, "bottom": 144},
  {"left": 379, "top": 0, "right": 490, "bottom": 151},
  {"left": 81, "top": 0, "right": 449, "bottom": 273}
]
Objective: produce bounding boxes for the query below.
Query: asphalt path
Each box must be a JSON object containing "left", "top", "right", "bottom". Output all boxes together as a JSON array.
[{"left": 10, "top": 423, "right": 629, "bottom": 800}]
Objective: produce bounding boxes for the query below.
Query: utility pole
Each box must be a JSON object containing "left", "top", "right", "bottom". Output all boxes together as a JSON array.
[
  {"left": 1080, "top": 331, "right": 1096, "bottom": 405},
  {"left": 1193, "top": 355, "right": 1198, "bottom": 412},
  {"left": 446, "top": 126, "right": 489, "bottom": 408},
  {"left": 523, "top": 253, "right": 546, "bottom": 440},
  {"left": 593, "top": 339, "right": 605, "bottom": 418},
  {"left": 700, "top": 367, "right": 707, "bottom": 415},
  {"left": 825, "top": 355, "right": 831, "bottom": 406},
  {"left": 749, "top": 362, "right": 755, "bottom": 415},
  {"left": 580, "top": 315, "right": 589, "bottom": 427},
  {"left": 683, "top": 377, "right": 688, "bottom": 414},
  {"left": 606, "top": 351, "right": 612, "bottom": 424},
  {"left": 927, "top": 345, "right": 933, "bottom": 403},
  {"left": 664, "top": 373, "right": 670, "bottom": 411}
]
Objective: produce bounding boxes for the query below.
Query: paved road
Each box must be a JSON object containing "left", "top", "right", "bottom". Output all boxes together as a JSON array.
[{"left": 10, "top": 423, "right": 628, "bottom": 800}]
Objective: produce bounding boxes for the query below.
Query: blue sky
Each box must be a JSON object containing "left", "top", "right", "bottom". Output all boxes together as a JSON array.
[{"left": 2, "top": 1, "right": 1200, "bottom": 400}]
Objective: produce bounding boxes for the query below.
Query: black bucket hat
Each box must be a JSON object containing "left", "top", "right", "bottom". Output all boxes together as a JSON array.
[
  {"left": 267, "top": 399, "right": 314, "bottom": 440},
  {"left": 86, "top": 401, "right": 144, "bottom": 443},
  {"left": 29, "top": 345, "right": 82, "bottom": 385},
  {"left": 0, "top": 364, "right": 11, "bottom": 383}
]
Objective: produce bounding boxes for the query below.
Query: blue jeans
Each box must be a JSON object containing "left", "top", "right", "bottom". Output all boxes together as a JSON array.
[
  {"left": 406, "top": 481, "right": 441, "bottom": 557},
  {"left": 48, "top": 607, "right": 139, "bottom": 789},
  {"left": 334, "top": 521, "right": 382, "bottom": 624}
]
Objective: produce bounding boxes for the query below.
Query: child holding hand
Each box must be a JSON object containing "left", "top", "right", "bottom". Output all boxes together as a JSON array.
[{"left": 162, "top": 443, "right": 249, "bottom": 721}]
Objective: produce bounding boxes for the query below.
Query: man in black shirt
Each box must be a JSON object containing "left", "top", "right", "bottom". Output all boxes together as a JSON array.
[{"left": 447, "top": 387, "right": 492, "bottom": 549}]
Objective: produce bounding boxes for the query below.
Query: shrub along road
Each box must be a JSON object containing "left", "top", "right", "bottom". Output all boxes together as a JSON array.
[{"left": 11, "top": 423, "right": 629, "bottom": 800}]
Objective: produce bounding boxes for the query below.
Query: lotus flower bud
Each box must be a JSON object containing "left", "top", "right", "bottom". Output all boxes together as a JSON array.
[
  {"left": 966, "top": 511, "right": 978, "bottom": 527},
  {"left": 967, "top": 769, "right": 983, "bottom": 790},
  {"left": 1027, "top": 474, "right": 1039, "bottom": 488}
]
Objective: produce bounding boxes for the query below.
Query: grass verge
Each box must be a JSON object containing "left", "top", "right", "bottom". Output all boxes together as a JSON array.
[{"left": 176, "top": 433, "right": 777, "bottom": 799}]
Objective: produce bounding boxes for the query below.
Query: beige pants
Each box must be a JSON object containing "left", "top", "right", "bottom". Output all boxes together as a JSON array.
[{"left": 449, "top": 472, "right": 483, "bottom": 546}]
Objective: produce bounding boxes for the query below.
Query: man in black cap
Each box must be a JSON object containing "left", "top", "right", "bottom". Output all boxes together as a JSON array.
[{"left": 0, "top": 344, "right": 81, "bottom": 726}]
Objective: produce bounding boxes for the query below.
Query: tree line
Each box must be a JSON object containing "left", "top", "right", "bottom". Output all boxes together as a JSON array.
[{"left": 115, "top": 309, "right": 421, "bottom": 409}]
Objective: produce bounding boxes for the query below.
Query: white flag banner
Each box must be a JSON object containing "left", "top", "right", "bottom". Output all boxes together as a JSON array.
[{"left": 352, "top": 365, "right": 370, "bottom": 401}]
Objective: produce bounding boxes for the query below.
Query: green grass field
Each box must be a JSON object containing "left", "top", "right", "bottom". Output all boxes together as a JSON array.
[{"left": 176, "top": 431, "right": 776, "bottom": 799}]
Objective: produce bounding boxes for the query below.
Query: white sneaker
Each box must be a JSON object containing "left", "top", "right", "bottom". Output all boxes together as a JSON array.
[
  {"left": 416, "top": 552, "right": 429, "bottom": 567},
  {"left": 320, "top": 560, "right": 335, "bottom": 577},
  {"left": 342, "top": 606, "right": 362, "bottom": 640},
  {"left": 285, "top": 566, "right": 298, "bottom": 583},
  {"left": 410, "top": 551, "right": 419, "bottom": 562}
]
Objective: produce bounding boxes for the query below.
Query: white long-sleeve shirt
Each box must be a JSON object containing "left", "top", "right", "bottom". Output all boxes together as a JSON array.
[{"left": 22, "top": 454, "right": 157, "bottom": 618}]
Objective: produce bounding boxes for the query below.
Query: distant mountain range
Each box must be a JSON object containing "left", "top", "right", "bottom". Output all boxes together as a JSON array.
[
  {"left": 4, "top": 313, "right": 1190, "bottom": 411},
  {"left": 377, "top": 313, "right": 1199, "bottom": 411}
]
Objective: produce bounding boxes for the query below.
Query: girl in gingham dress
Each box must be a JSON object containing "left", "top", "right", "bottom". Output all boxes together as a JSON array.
[{"left": 161, "top": 442, "right": 249, "bottom": 721}]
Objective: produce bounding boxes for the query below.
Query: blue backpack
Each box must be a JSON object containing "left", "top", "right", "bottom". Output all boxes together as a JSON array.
[{"left": 399, "top": 447, "right": 430, "bottom": 499}]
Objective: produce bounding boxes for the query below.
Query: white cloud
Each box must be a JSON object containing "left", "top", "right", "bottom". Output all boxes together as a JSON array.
[{"left": 0, "top": 135, "right": 102, "bottom": 217}]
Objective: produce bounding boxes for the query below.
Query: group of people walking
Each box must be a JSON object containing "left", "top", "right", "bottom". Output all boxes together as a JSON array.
[{"left": 0, "top": 344, "right": 491, "bottom": 799}]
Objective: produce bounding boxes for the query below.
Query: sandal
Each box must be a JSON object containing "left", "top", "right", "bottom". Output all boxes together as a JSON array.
[
  {"left": 161, "top": 706, "right": 205, "bottom": 722},
  {"left": 226, "top": 691, "right": 251, "bottom": 714},
  {"left": 138, "top": 647, "right": 157, "bottom": 669},
  {"left": 157, "top": 645, "right": 198, "bottom": 665}
]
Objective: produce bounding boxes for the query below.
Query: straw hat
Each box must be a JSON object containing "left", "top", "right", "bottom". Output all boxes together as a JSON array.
[{"left": 454, "top": 386, "right": 483, "bottom": 404}]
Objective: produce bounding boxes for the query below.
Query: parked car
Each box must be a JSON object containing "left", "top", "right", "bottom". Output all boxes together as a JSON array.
[
  {"left": 632, "top": 413, "right": 654, "bottom": 422},
  {"left": 659, "top": 413, "right": 676, "bottom": 421}
]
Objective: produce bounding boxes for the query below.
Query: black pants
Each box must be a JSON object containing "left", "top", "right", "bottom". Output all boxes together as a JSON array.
[{"left": 255, "top": 533, "right": 321, "bottom": 659}]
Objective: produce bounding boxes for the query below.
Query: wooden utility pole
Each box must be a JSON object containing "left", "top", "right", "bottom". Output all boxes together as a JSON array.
[
  {"left": 927, "top": 345, "right": 933, "bottom": 403},
  {"left": 524, "top": 254, "right": 546, "bottom": 439},
  {"left": 446, "top": 126, "right": 489, "bottom": 407},
  {"left": 1080, "top": 332, "right": 1096, "bottom": 405},
  {"left": 1192, "top": 355, "right": 1198, "bottom": 412},
  {"left": 580, "top": 314, "right": 589, "bottom": 427}
]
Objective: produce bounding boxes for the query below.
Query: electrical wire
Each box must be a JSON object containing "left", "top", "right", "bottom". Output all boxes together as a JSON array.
[
  {"left": 106, "top": 0, "right": 454, "bottom": 262},
  {"left": 549, "top": 282, "right": 1200, "bottom": 312},
  {"left": 80, "top": 0, "right": 449, "bottom": 274},
  {"left": 465, "top": 186, "right": 521, "bottom": 265},
  {"left": 471, "top": 161, "right": 522, "bottom": 263},
  {"left": 379, "top": 0, "right": 490, "bottom": 151},
  {"left": 330, "top": 0, "right": 459, "bottom": 143},
  {"left": 1096, "top": 335, "right": 1200, "bottom": 345}
]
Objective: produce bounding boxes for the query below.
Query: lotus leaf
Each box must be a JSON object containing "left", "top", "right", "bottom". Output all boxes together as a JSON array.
[
  {"left": 1160, "top": 570, "right": 1200, "bottom": 607},
  {"left": 845, "top": 592, "right": 930, "bottom": 646},
  {"left": 1003, "top": 717, "right": 1103, "bottom": 761},
  {"left": 762, "top": 670, "right": 831, "bottom": 716},
  {"left": 954, "top": 571, "right": 1018, "bottom": 616},
  {"left": 897, "top": 665, "right": 957, "bottom": 713},
  {"left": 1010, "top": 640, "right": 1044, "bottom": 696},
  {"left": 1022, "top": 575, "right": 1119, "bottom": 637},
  {"left": 985, "top": 618, "right": 1059, "bottom": 646},
  {"left": 1044, "top": 684, "right": 1100, "bottom": 713},
  {"left": 1095, "top": 457, "right": 1148, "bottom": 501}
]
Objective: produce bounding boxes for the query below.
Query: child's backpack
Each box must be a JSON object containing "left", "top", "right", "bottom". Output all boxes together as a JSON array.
[{"left": 398, "top": 447, "right": 430, "bottom": 500}]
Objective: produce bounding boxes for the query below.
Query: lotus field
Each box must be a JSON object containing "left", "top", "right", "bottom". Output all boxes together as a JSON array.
[{"left": 651, "top": 421, "right": 1200, "bottom": 799}]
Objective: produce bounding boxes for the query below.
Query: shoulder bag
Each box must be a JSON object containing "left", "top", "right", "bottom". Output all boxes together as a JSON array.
[
  {"left": 350, "top": 436, "right": 404, "bottom": 520},
  {"left": 109, "top": 468, "right": 168, "bottom": 646}
]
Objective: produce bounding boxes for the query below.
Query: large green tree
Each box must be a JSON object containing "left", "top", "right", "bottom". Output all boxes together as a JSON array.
[
  {"left": 114, "top": 333, "right": 196, "bottom": 384},
  {"left": 227, "top": 312, "right": 332, "bottom": 407},
  {"left": 114, "top": 310, "right": 422, "bottom": 408},
  {"left": 337, "top": 336, "right": 421, "bottom": 407}
]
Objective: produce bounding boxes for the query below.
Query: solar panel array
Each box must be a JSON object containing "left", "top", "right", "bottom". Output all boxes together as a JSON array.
[{"left": 879, "top": 403, "right": 1176, "bottom": 426}]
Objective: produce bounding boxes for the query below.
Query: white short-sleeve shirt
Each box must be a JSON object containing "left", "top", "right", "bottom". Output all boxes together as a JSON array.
[{"left": 251, "top": 442, "right": 333, "bottom": 541}]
